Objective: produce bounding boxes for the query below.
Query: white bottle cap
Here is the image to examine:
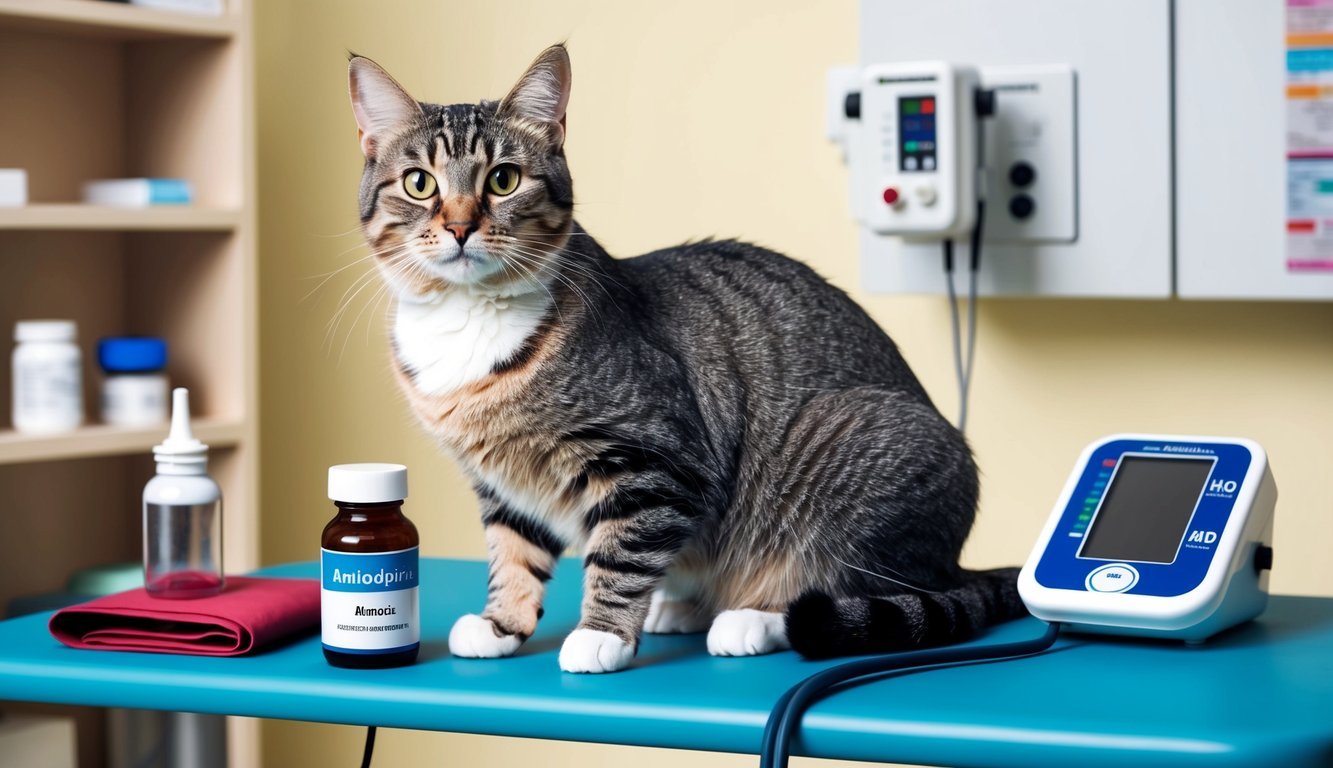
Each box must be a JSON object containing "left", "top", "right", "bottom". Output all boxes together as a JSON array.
[
  {"left": 329, "top": 463, "right": 408, "bottom": 503},
  {"left": 153, "top": 388, "right": 208, "bottom": 473},
  {"left": 16, "top": 320, "right": 77, "bottom": 343}
]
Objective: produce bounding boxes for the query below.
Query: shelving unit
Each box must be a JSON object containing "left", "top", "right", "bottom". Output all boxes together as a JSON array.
[
  {"left": 0, "top": 204, "right": 240, "bottom": 231},
  {"left": 0, "top": 1, "right": 257, "bottom": 766},
  {"left": 0, "top": 418, "right": 244, "bottom": 465}
]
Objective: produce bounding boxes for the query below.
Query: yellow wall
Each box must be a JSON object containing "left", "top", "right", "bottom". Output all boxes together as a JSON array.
[{"left": 256, "top": 1, "right": 1333, "bottom": 766}]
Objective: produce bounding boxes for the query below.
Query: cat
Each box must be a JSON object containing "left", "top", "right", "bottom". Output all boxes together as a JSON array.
[{"left": 347, "top": 44, "right": 1026, "bottom": 673}]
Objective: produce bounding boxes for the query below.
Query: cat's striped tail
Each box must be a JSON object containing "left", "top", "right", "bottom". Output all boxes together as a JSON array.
[{"left": 785, "top": 567, "right": 1028, "bottom": 659}]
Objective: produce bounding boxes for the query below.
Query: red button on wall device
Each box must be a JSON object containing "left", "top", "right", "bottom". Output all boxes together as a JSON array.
[{"left": 882, "top": 187, "right": 900, "bottom": 205}]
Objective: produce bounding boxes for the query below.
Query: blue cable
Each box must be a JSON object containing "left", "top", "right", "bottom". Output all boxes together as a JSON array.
[{"left": 758, "top": 622, "right": 1061, "bottom": 768}]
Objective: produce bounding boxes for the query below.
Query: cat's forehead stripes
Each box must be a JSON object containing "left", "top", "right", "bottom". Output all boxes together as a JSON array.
[
  {"left": 435, "top": 104, "right": 495, "bottom": 161},
  {"left": 424, "top": 104, "right": 497, "bottom": 197}
]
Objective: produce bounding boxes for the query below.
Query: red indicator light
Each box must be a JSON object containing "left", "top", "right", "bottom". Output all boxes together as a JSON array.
[
  {"left": 922, "top": 98, "right": 936, "bottom": 114},
  {"left": 882, "top": 187, "right": 901, "bottom": 205},
  {"left": 1102, "top": 459, "right": 1118, "bottom": 467}
]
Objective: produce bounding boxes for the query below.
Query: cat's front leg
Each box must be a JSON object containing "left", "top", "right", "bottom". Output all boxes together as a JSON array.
[
  {"left": 449, "top": 502, "right": 563, "bottom": 659},
  {"left": 559, "top": 503, "right": 698, "bottom": 673}
]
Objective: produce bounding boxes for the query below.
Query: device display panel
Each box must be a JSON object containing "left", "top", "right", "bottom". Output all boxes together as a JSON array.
[
  {"left": 897, "top": 95, "right": 937, "bottom": 172},
  {"left": 1078, "top": 456, "right": 1214, "bottom": 564}
]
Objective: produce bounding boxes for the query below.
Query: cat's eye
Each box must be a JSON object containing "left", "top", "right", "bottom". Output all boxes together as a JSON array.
[
  {"left": 402, "top": 169, "right": 437, "bottom": 200},
  {"left": 486, "top": 164, "right": 521, "bottom": 196}
]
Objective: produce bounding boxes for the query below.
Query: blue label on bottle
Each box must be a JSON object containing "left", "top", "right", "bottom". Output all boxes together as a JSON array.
[{"left": 321, "top": 548, "right": 419, "bottom": 592}]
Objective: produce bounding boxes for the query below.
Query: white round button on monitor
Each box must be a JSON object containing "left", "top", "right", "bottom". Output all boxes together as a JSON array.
[
  {"left": 1086, "top": 563, "right": 1140, "bottom": 593},
  {"left": 915, "top": 185, "right": 938, "bottom": 206}
]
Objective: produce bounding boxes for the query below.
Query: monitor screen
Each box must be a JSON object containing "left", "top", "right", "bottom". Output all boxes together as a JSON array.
[
  {"left": 897, "top": 95, "right": 937, "bottom": 172},
  {"left": 1079, "top": 456, "right": 1214, "bottom": 564}
]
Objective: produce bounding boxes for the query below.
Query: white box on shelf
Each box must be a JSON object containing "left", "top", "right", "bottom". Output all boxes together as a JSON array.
[
  {"left": 0, "top": 169, "right": 27, "bottom": 207},
  {"left": 83, "top": 178, "right": 193, "bottom": 207},
  {"left": 130, "top": 0, "right": 224, "bottom": 15}
]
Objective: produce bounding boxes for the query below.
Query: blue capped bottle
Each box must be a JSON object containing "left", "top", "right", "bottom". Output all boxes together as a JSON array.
[{"left": 321, "top": 464, "right": 420, "bottom": 668}]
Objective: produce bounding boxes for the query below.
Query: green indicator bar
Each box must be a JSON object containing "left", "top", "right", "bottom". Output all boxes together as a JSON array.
[
  {"left": 1084, "top": 497, "right": 1099, "bottom": 506},
  {"left": 903, "top": 101, "right": 920, "bottom": 114},
  {"left": 1318, "top": 179, "right": 1333, "bottom": 193},
  {"left": 905, "top": 141, "right": 918, "bottom": 151},
  {"left": 1078, "top": 514, "right": 1091, "bottom": 521}
]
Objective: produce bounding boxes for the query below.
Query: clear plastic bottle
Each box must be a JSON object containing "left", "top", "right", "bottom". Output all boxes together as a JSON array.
[{"left": 143, "top": 388, "right": 224, "bottom": 598}]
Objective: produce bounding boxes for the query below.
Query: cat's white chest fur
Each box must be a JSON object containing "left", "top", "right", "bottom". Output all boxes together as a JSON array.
[{"left": 393, "top": 287, "right": 549, "bottom": 395}]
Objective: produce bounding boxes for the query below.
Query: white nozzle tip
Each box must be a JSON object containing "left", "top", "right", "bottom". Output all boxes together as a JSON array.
[
  {"left": 154, "top": 387, "right": 207, "bottom": 462},
  {"left": 169, "top": 388, "right": 193, "bottom": 441}
]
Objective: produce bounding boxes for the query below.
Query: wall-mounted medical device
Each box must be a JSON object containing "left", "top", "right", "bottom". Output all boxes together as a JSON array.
[
  {"left": 848, "top": 62, "right": 979, "bottom": 238},
  {"left": 836, "top": 0, "right": 1333, "bottom": 301},
  {"left": 1019, "top": 434, "right": 1276, "bottom": 642},
  {"left": 836, "top": 62, "right": 1076, "bottom": 244}
]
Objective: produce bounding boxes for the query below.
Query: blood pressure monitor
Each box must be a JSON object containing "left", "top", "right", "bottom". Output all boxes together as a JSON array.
[{"left": 1019, "top": 435, "right": 1276, "bottom": 642}]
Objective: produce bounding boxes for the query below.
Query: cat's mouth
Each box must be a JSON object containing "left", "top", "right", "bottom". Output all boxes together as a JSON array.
[{"left": 420, "top": 246, "right": 503, "bottom": 286}]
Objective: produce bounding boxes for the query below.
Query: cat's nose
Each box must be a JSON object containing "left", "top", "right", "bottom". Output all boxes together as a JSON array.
[{"left": 444, "top": 221, "right": 477, "bottom": 245}]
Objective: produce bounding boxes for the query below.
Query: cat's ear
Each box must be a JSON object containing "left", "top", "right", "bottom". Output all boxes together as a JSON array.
[
  {"left": 498, "top": 44, "right": 571, "bottom": 145},
  {"left": 348, "top": 55, "right": 423, "bottom": 159}
]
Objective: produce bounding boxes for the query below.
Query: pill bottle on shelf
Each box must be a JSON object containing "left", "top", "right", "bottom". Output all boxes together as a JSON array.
[
  {"left": 11, "top": 320, "right": 83, "bottom": 434},
  {"left": 322, "top": 464, "right": 420, "bottom": 669},
  {"left": 98, "top": 336, "right": 169, "bottom": 427}
]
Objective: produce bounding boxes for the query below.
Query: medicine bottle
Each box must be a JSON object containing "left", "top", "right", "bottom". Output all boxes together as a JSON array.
[
  {"left": 143, "top": 388, "right": 224, "bottom": 598},
  {"left": 322, "top": 464, "right": 420, "bottom": 669},
  {"left": 98, "top": 336, "right": 168, "bottom": 427},
  {"left": 12, "top": 320, "right": 83, "bottom": 434}
]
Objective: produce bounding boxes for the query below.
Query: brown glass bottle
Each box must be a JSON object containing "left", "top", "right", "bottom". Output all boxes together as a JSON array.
[{"left": 322, "top": 464, "right": 420, "bottom": 669}]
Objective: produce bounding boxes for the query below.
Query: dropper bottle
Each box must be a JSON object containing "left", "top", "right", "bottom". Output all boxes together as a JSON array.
[{"left": 143, "top": 388, "right": 224, "bottom": 598}]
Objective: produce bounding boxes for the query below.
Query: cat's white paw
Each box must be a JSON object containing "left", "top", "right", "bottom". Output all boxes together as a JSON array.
[
  {"left": 643, "top": 591, "right": 711, "bottom": 634},
  {"left": 707, "top": 609, "right": 791, "bottom": 657},
  {"left": 449, "top": 614, "right": 522, "bottom": 658},
  {"left": 559, "top": 628, "right": 634, "bottom": 673}
]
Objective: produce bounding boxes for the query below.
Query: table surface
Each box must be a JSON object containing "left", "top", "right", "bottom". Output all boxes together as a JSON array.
[{"left": 0, "top": 558, "right": 1330, "bottom": 768}]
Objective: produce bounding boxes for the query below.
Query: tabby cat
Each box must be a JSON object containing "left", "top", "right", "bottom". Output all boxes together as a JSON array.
[{"left": 347, "top": 44, "right": 1025, "bottom": 673}]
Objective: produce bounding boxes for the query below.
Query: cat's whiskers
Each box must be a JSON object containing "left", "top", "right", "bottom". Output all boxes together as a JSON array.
[
  {"left": 502, "top": 237, "right": 628, "bottom": 310},
  {"left": 488, "top": 251, "right": 565, "bottom": 325},
  {"left": 315, "top": 242, "right": 415, "bottom": 312},
  {"left": 324, "top": 266, "right": 386, "bottom": 354},
  {"left": 830, "top": 554, "right": 944, "bottom": 595},
  {"left": 499, "top": 244, "right": 600, "bottom": 318},
  {"left": 324, "top": 250, "right": 419, "bottom": 357},
  {"left": 300, "top": 249, "right": 390, "bottom": 305},
  {"left": 332, "top": 252, "right": 433, "bottom": 362},
  {"left": 315, "top": 224, "right": 377, "bottom": 239}
]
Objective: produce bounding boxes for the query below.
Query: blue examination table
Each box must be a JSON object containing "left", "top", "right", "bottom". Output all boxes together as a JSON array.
[{"left": 0, "top": 558, "right": 1329, "bottom": 767}]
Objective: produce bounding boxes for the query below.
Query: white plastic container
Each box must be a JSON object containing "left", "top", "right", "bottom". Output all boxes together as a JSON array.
[
  {"left": 98, "top": 337, "right": 169, "bottom": 427},
  {"left": 11, "top": 320, "right": 83, "bottom": 434}
]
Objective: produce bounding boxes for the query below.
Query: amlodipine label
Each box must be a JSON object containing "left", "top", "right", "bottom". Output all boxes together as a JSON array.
[{"left": 321, "top": 547, "right": 420, "bottom": 653}]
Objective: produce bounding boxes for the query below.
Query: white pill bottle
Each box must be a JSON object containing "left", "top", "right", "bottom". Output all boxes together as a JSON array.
[{"left": 12, "top": 320, "right": 83, "bottom": 434}]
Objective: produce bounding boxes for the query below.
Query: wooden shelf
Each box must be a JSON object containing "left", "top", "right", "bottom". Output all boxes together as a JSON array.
[
  {"left": 0, "top": 418, "right": 243, "bottom": 465},
  {"left": 0, "top": 0, "right": 258, "bottom": 762},
  {"left": 0, "top": 0, "right": 236, "bottom": 40},
  {"left": 0, "top": 204, "right": 239, "bottom": 231}
]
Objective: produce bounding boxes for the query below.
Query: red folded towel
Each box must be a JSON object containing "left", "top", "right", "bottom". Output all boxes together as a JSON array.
[{"left": 49, "top": 576, "right": 319, "bottom": 657}]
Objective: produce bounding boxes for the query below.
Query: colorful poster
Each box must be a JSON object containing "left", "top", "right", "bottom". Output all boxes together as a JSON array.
[{"left": 1286, "top": 0, "right": 1333, "bottom": 272}]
